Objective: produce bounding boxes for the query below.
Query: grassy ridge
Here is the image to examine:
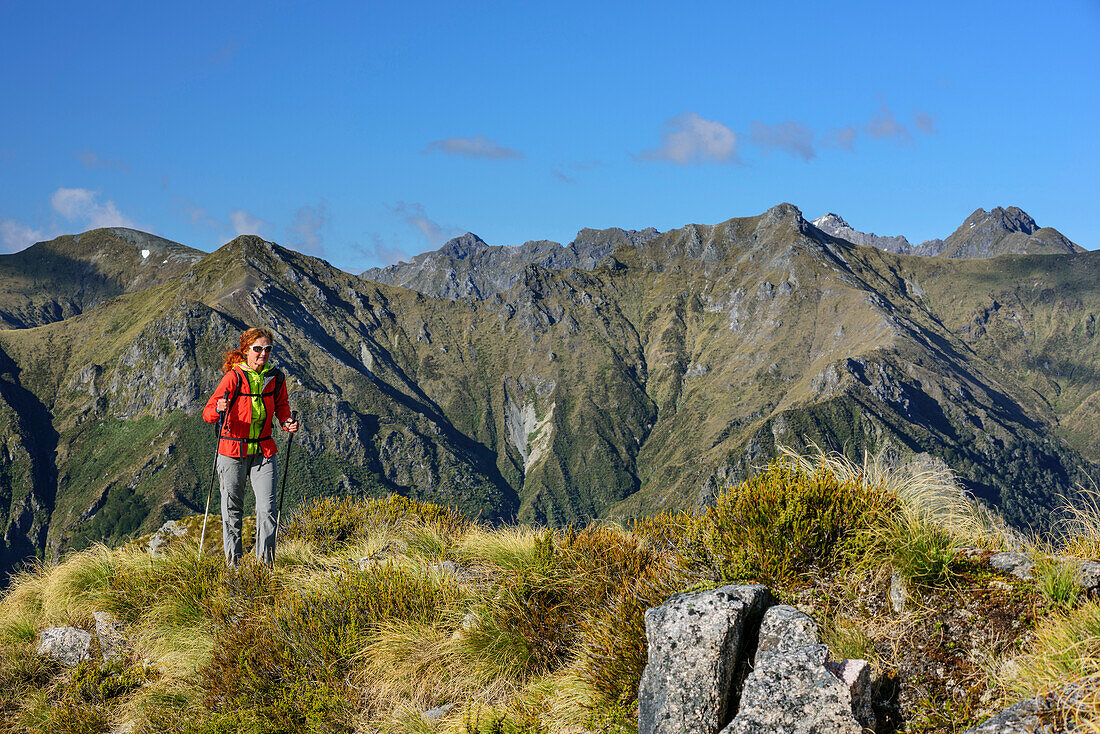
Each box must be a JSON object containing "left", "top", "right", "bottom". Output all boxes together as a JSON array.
[{"left": 2, "top": 453, "right": 1099, "bottom": 733}]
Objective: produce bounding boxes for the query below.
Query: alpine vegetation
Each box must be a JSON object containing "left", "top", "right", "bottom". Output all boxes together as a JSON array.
[{"left": 2, "top": 453, "right": 1100, "bottom": 733}]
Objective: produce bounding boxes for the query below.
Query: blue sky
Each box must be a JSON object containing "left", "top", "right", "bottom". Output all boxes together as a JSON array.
[{"left": 1, "top": 0, "right": 1097, "bottom": 271}]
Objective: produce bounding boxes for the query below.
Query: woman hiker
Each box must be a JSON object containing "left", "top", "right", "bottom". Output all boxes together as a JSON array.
[{"left": 203, "top": 327, "right": 299, "bottom": 566}]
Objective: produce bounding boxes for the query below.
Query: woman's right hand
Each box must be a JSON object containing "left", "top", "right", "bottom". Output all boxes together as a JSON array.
[{"left": 216, "top": 398, "right": 228, "bottom": 413}]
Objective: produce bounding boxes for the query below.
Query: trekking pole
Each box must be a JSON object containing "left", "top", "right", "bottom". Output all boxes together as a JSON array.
[
  {"left": 198, "top": 392, "right": 228, "bottom": 558},
  {"left": 274, "top": 411, "right": 298, "bottom": 548}
]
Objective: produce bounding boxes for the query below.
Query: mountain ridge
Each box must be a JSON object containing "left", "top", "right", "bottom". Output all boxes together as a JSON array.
[
  {"left": 810, "top": 206, "right": 1085, "bottom": 260},
  {"left": 0, "top": 205, "right": 1097, "bottom": 582}
]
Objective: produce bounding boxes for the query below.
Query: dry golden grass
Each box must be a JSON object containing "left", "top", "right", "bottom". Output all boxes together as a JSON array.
[{"left": 5, "top": 455, "right": 1100, "bottom": 733}]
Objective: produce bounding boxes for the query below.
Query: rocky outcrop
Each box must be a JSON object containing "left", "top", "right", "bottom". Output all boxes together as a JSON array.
[
  {"left": 963, "top": 684, "right": 1088, "bottom": 733},
  {"left": 812, "top": 213, "right": 913, "bottom": 254},
  {"left": 37, "top": 610, "right": 131, "bottom": 666},
  {"left": 639, "top": 594, "right": 877, "bottom": 734},
  {"left": 93, "top": 611, "right": 130, "bottom": 662},
  {"left": 991, "top": 551, "right": 1035, "bottom": 579},
  {"left": 147, "top": 519, "right": 189, "bottom": 557},
  {"left": 811, "top": 206, "right": 1083, "bottom": 260},
  {"left": 37, "top": 626, "right": 94, "bottom": 665},
  {"left": 638, "top": 584, "right": 772, "bottom": 734},
  {"left": 722, "top": 605, "right": 874, "bottom": 733},
  {"left": 935, "top": 207, "right": 1083, "bottom": 259}
]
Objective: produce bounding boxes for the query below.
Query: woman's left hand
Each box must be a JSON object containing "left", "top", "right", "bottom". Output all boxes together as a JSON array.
[{"left": 284, "top": 419, "right": 299, "bottom": 433}]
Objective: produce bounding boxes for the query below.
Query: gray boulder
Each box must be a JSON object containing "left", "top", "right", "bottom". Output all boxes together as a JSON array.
[
  {"left": 638, "top": 584, "right": 772, "bottom": 734},
  {"left": 37, "top": 626, "right": 93, "bottom": 666},
  {"left": 1072, "top": 559, "right": 1100, "bottom": 596},
  {"left": 722, "top": 605, "right": 874, "bottom": 734},
  {"left": 722, "top": 644, "right": 863, "bottom": 734},
  {"left": 757, "top": 604, "right": 820, "bottom": 653},
  {"left": 93, "top": 611, "right": 129, "bottom": 662},
  {"left": 963, "top": 689, "right": 1079, "bottom": 733},
  {"left": 889, "top": 571, "right": 908, "bottom": 613},
  {"left": 422, "top": 702, "right": 456, "bottom": 723},
  {"left": 990, "top": 551, "right": 1034, "bottom": 580},
  {"left": 147, "top": 520, "right": 188, "bottom": 557}
]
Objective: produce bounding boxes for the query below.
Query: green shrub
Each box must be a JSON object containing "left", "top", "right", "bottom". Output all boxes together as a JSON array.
[
  {"left": 463, "top": 705, "right": 549, "bottom": 734},
  {"left": 684, "top": 459, "right": 895, "bottom": 586},
  {"left": 56, "top": 659, "right": 157, "bottom": 704},
  {"left": 281, "top": 494, "right": 472, "bottom": 551},
  {"left": 574, "top": 565, "right": 683, "bottom": 704},
  {"left": 200, "top": 562, "right": 456, "bottom": 731},
  {"left": 18, "top": 697, "right": 110, "bottom": 734}
]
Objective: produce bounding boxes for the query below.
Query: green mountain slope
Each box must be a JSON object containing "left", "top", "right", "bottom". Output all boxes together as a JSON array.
[
  {"left": 0, "top": 207, "right": 1096, "bottom": 579},
  {"left": 0, "top": 228, "right": 203, "bottom": 329}
]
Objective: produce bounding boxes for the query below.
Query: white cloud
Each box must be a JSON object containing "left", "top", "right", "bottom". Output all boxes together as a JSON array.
[
  {"left": 748, "top": 120, "right": 816, "bottom": 161},
  {"left": 229, "top": 209, "right": 266, "bottom": 235},
  {"left": 357, "top": 234, "right": 411, "bottom": 267},
  {"left": 423, "top": 135, "right": 523, "bottom": 159},
  {"left": 75, "top": 151, "right": 129, "bottom": 171},
  {"left": 0, "top": 219, "right": 46, "bottom": 253},
  {"left": 390, "top": 201, "right": 462, "bottom": 247},
  {"left": 821, "top": 126, "right": 857, "bottom": 152},
  {"left": 866, "top": 102, "right": 911, "bottom": 142},
  {"left": 640, "top": 112, "right": 738, "bottom": 165},
  {"left": 288, "top": 203, "right": 327, "bottom": 255},
  {"left": 50, "top": 187, "right": 136, "bottom": 229},
  {"left": 913, "top": 111, "right": 938, "bottom": 135}
]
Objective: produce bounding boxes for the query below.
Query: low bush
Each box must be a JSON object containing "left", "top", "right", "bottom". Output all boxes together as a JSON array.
[
  {"left": 200, "top": 561, "right": 459, "bottom": 731},
  {"left": 281, "top": 494, "right": 473, "bottom": 552},
  {"left": 683, "top": 459, "right": 895, "bottom": 586}
]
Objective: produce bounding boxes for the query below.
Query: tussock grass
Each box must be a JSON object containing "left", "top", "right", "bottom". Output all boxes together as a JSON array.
[
  {"left": 5, "top": 454, "right": 1100, "bottom": 732},
  {"left": 1058, "top": 485, "right": 1100, "bottom": 561}
]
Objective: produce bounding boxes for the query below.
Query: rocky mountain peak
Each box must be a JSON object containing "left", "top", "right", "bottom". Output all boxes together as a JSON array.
[
  {"left": 961, "top": 206, "right": 1039, "bottom": 236},
  {"left": 439, "top": 232, "right": 488, "bottom": 260},
  {"left": 939, "top": 206, "right": 1080, "bottom": 258},
  {"left": 811, "top": 213, "right": 851, "bottom": 230},
  {"left": 810, "top": 213, "right": 913, "bottom": 255},
  {"left": 764, "top": 202, "right": 805, "bottom": 223}
]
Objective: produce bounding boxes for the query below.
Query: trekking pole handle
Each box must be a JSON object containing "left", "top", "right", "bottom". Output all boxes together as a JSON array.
[{"left": 216, "top": 389, "right": 229, "bottom": 422}]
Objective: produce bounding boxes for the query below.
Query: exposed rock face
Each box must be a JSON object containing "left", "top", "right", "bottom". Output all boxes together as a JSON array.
[
  {"left": 931, "top": 206, "right": 1083, "bottom": 258},
  {"left": 990, "top": 551, "right": 1035, "bottom": 580},
  {"left": 964, "top": 686, "right": 1085, "bottom": 733},
  {"left": 147, "top": 520, "right": 188, "bottom": 557},
  {"left": 812, "top": 207, "right": 1083, "bottom": 260},
  {"left": 755, "top": 604, "right": 821, "bottom": 652},
  {"left": 1073, "top": 560, "right": 1100, "bottom": 596},
  {"left": 37, "top": 626, "right": 94, "bottom": 665},
  {"left": 723, "top": 645, "right": 864, "bottom": 734},
  {"left": 361, "top": 227, "right": 660, "bottom": 300},
  {"left": 722, "top": 605, "right": 874, "bottom": 733},
  {"left": 638, "top": 584, "right": 772, "bottom": 734},
  {"left": 811, "top": 213, "right": 913, "bottom": 254}
]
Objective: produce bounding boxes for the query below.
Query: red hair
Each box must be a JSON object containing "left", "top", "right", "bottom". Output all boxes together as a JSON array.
[{"left": 221, "top": 327, "right": 274, "bottom": 372}]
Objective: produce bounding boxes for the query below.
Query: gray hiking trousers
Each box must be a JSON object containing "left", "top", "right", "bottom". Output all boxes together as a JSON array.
[{"left": 217, "top": 452, "right": 278, "bottom": 566}]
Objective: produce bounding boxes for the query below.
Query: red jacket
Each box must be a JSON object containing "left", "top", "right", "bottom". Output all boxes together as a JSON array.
[{"left": 203, "top": 365, "right": 291, "bottom": 458}]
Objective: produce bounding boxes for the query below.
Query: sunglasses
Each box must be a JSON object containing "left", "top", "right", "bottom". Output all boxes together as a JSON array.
[{"left": 250, "top": 345, "right": 273, "bottom": 354}]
